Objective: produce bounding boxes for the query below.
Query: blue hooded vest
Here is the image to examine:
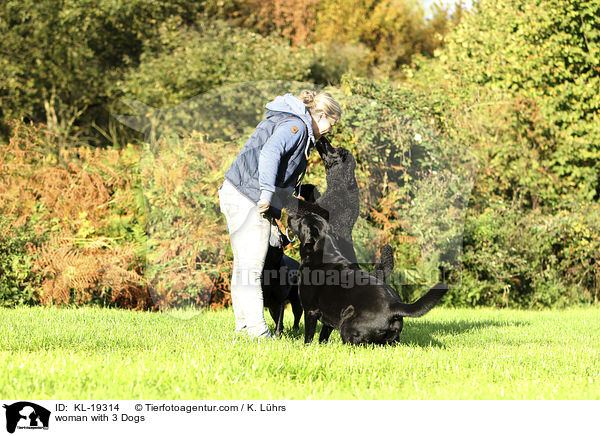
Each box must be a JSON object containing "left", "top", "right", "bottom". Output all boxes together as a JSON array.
[{"left": 223, "top": 93, "right": 316, "bottom": 219}]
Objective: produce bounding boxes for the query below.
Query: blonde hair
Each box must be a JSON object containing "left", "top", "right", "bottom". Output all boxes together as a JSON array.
[{"left": 299, "top": 89, "right": 342, "bottom": 122}]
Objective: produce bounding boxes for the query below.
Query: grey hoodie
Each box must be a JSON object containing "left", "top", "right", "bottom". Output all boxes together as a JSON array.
[{"left": 223, "top": 93, "right": 316, "bottom": 219}]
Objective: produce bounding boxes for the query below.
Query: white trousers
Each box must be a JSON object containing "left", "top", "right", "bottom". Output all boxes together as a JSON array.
[{"left": 218, "top": 179, "right": 279, "bottom": 338}]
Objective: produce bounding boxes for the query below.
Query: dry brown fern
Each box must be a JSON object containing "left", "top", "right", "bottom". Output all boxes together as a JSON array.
[
  {"left": 33, "top": 236, "right": 101, "bottom": 305},
  {"left": 30, "top": 235, "right": 151, "bottom": 308},
  {"left": 97, "top": 243, "right": 150, "bottom": 309}
]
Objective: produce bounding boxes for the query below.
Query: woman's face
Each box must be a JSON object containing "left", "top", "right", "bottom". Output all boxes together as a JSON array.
[{"left": 312, "top": 112, "right": 336, "bottom": 139}]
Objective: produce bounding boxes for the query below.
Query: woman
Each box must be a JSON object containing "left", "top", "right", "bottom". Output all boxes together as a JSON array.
[{"left": 218, "top": 90, "right": 342, "bottom": 338}]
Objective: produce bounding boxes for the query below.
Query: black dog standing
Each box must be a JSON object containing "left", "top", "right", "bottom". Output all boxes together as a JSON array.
[
  {"left": 261, "top": 230, "right": 302, "bottom": 336},
  {"left": 287, "top": 208, "right": 448, "bottom": 345}
]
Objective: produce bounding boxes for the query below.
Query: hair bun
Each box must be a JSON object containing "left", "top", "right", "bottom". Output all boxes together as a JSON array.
[
  {"left": 299, "top": 89, "right": 317, "bottom": 106},
  {"left": 297, "top": 89, "right": 342, "bottom": 120}
]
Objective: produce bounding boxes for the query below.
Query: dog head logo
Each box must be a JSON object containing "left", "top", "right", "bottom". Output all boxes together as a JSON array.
[{"left": 3, "top": 402, "right": 51, "bottom": 433}]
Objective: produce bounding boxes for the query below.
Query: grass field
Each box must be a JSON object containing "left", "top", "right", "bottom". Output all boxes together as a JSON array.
[{"left": 1, "top": 306, "right": 599, "bottom": 399}]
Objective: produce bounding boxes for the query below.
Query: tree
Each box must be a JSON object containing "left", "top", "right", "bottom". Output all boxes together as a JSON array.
[
  {"left": 0, "top": 0, "right": 203, "bottom": 143},
  {"left": 438, "top": 0, "right": 600, "bottom": 202}
]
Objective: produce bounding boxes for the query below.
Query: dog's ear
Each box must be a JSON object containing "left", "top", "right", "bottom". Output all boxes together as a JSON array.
[
  {"left": 340, "top": 305, "right": 355, "bottom": 321},
  {"left": 299, "top": 184, "right": 320, "bottom": 203}
]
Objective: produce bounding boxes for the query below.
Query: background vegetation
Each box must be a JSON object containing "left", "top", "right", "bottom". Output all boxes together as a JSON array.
[{"left": 1, "top": 0, "right": 598, "bottom": 309}]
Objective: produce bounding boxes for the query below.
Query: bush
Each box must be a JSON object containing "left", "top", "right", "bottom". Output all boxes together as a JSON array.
[
  {"left": 0, "top": 120, "right": 150, "bottom": 308},
  {"left": 0, "top": 216, "right": 44, "bottom": 307},
  {"left": 429, "top": 0, "right": 600, "bottom": 203},
  {"left": 397, "top": 0, "right": 600, "bottom": 306},
  {"left": 459, "top": 201, "right": 600, "bottom": 308}
]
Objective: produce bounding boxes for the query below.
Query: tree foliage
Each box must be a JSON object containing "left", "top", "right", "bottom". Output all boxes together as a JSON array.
[
  {"left": 314, "top": 0, "right": 462, "bottom": 78},
  {"left": 402, "top": 0, "right": 600, "bottom": 305},
  {"left": 0, "top": 0, "right": 206, "bottom": 142},
  {"left": 436, "top": 0, "right": 600, "bottom": 202},
  {"left": 115, "top": 19, "right": 314, "bottom": 108}
]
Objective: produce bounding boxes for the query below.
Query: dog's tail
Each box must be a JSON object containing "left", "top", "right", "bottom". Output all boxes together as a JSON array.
[{"left": 390, "top": 283, "right": 448, "bottom": 318}]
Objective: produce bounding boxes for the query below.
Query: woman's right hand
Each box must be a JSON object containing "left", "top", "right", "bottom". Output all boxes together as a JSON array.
[{"left": 257, "top": 199, "right": 270, "bottom": 214}]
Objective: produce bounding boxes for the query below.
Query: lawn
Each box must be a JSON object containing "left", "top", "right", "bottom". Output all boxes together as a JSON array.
[{"left": 1, "top": 306, "right": 599, "bottom": 399}]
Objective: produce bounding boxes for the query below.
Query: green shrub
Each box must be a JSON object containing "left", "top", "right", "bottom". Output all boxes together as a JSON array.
[
  {"left": 460, "top": 202, "right": 600, "bottom": 308},
  {"left": 325, "top": 74, "right": 600, "bottom": 307},
  {"left": 397, "top": 0, "right": 600, "bottom": 306},
  {"left": 0, "top": 216, "right": 45, "bottom": 307},
  {"left": 0, "top": 0, "right": 207, "bottom": 143}
]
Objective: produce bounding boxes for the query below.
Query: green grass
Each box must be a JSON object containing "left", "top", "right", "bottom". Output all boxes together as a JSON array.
[{"left": 1, "top": 306, "right": 599, "bottom": 399}]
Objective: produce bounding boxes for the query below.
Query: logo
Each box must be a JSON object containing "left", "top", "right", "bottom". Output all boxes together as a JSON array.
[
  {"left": 3, "top": 402, "right": 50, "bottom": 434},
  {"left": 291, "top": 125, "right": 299, "bottom": 133}
]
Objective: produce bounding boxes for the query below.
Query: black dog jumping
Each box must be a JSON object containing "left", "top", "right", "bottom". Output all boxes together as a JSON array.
[
  {"left": 312, "top": 137, "right": 360, "bottom": 264},
  {"left": 303, "top": 137, "right": 394, "bottom": 279}
]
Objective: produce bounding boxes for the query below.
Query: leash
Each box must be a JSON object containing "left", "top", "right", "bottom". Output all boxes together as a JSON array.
[
  {"left": 282, "top": 189, "right": 306, "bottom": 244},
  {"left": 267, "top": 215, "right": 296, "bottom": 245},
  {"left": 285, "top": 225, "right": 296, "bottom": 244}
]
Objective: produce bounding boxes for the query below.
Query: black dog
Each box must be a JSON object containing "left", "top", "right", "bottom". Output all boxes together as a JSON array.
[
  {"left": 265, "top": 137, "right": 393, "bottom": 336},
  {"left": 287, "top": 208, "right": 447, "bottom": 345},
  {"left": 261, "top": 232, "right": 302, "bottom": 336},
  {"left": 312, "top": 136, "right": 360, "bottom": 264},
  {"left": 301, "top": 137, "right": 394, "bottom": 279},
  {"left": 261, "top": 184, "right": 329, "bottom": 336}
]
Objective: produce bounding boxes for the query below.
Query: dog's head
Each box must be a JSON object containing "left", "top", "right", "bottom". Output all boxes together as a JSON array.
[
  {"left": 315, "top": 136, "right": 356, "bottom": 174},
  {"left": 287, "top": 207, "right": 352, "bottom": 264},
  {"left": 284, "top": 195, "right": 329, "bottom": 244},
  {"left": 339, "top": 304, "right": 404, "bottom": 345},
  {"left": 288, "top": 210, "right": 328, "bottom": 248}
]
